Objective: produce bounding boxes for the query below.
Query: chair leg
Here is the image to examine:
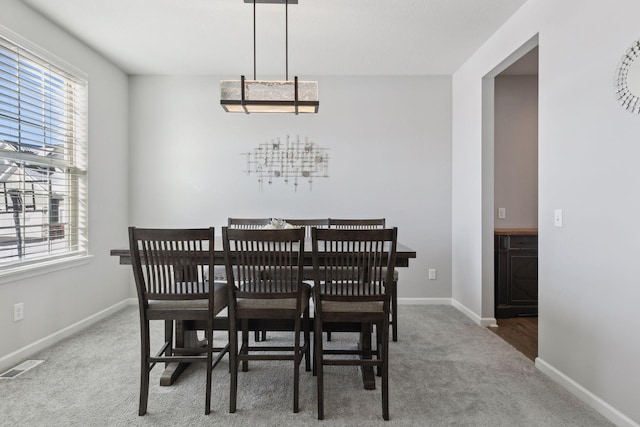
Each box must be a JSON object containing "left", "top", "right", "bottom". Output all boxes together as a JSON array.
[
  {"left": 139, "top": 319, "right": 150, "bottom": 416},
  {"left": 293, "top": 318, "right": 301, "bottom": 413},
  {"left": 315, "top": 313, "right": 324, "bottom": 420},
  {"left": 242, "top": 319, "right": 249, "bottom": 372},
  {"left": 382, "top": 319, "right": 390, "bottom": 421},
  {"left": 360, "top": 323, "right": 373, "bottom": 387},
  {"left": 376, "top": 323, "right": 383, "bottom": 377},
  {"left": 164, "top": 320, "right": 173, "bottom": 368},
  {"left": 205, "top": 327, "right": 213, "bottom": 415},
  {"left": 229, "top": 318, "right": 238, "bottom": 413},
  {"left": 252, "top": 329, "right": 268, "bottom": 341},
  {"left": 304, "top": 305, "right": 311, "bottom": 372},
  {"left": 227, "top": 326, "right": 233, "bottom": 374},
  {"left": 312, "top": 332, "right": 317, "bottom": 377},
  {"left": 392, "top": 280, "right": 398, "bottom": 342}
]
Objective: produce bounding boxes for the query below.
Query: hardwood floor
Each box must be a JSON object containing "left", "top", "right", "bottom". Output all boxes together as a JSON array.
[{"left": 489, "top": 317, "right": 538, "bottom": 361}]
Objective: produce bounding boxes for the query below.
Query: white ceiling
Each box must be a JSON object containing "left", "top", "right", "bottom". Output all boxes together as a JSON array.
[{"left": 20, "top": 0, "right": 528, "bottom": 76}]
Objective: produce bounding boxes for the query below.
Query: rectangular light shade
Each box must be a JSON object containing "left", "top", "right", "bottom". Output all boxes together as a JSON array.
[{"left": 220, "top": 78, "right": 319, "bottom": 114}]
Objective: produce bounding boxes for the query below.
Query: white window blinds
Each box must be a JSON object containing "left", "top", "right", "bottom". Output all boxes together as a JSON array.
[{"left": 0, "top": 29, "right": 88, "bottom": 269}]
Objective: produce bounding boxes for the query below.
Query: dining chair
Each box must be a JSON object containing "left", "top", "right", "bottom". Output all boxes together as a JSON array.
[
  {"left": 327, "top": 219, "right": 398, "bottom": 341},
  {"left": 228, "top": 218, "right": 272, "bottom": 341},
  {"left": 128, "top": 227, "right": 229, "bottom": 415},
  {"left": 222, "top": 227, "right": 311, "bottom": 413},
  {"left": 311, "top": 227, "right": 397, "bottom": 420},
  {"left": 327, "top": 219, "right": 399, "bottom": 342}
]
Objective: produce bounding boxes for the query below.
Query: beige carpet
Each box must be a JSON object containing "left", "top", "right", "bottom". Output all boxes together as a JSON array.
[{"left": 0, "top": 305, "right": 612, "bottom": 426}]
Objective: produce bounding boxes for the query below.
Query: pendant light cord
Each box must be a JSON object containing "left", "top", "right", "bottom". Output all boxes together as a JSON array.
[
  {"left": 253, "top": 0, "right": 290, "bottom": 81},
  {"left": 253, "top": 0, "right": 256, "bottom": 80},
  {"left": 284, "top": 0, "right": 289, "bottom": 81}
]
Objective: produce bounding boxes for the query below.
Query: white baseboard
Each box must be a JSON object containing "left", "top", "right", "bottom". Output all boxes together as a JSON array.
[
  {"left": 449, "top": 300, "right": 637, "bottom": 425},
  {"left": 535, "top": 358, "right": 639, "bottom": 427},
  {"left": 451, "top": 298, "right": 497, "bottom": 327},
  {"left": 398, "top": 297, "right": 451, "bottom": 305},
  {"left": 0, "top": 298, "right": 136, "bottom": 373}
]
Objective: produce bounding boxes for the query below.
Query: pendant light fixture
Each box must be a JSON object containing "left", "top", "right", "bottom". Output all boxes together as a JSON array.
[{"left": 220, "top": 0, "right": 319, "bottom": 114}]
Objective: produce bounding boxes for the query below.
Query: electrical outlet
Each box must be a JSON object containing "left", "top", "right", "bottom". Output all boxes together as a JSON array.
[
  {"left": 554, "top": 209, "right": 563, "bottom": 227},
  {"left": 497, "top": 208, "right": 506, "bottom": 219},
  {"left": 14, "top": 303, "right": 24, "bottom": 322},
  {"left": 428, "top": 269, "right": 437, "bottom": 280}
]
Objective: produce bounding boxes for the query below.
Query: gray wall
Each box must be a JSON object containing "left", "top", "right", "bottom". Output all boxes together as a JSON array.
[
  {"left": 452, "top": 0, "right": 640, "bottom": 424},
  {"left": 494, "top": 75, "right": 538, "bottom": 229},
  {"left": 0, "top": 0, "right": 130, "bottom": 368},
  {"left": 128, "top": 75, "right": 453, "bottom": 300}
]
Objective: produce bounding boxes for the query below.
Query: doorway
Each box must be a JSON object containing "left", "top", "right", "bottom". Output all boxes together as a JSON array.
[{"left": 481, "top": 37, "right": 539, "bottom": 360}]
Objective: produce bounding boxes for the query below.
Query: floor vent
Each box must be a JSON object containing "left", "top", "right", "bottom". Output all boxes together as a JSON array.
[{"left": 0, "top": 360, "right": 44, "bottom": 379}]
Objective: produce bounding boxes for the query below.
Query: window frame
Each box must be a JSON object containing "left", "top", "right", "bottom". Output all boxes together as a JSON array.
[{"left": 0, "top": 25, "right": 89, "bottom": 276}]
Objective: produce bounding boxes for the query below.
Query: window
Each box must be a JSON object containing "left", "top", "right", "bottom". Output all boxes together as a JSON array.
[{"left": 0, "top": 28, "right": 88, "bottom": 270}]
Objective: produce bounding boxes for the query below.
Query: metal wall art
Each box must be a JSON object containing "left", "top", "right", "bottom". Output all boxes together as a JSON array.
[
  {"left": 614, "top": 38, "right": 640, "bottom": 114},
  {"left": 243, "top": 135, "right": 329, "bottom": 191}
]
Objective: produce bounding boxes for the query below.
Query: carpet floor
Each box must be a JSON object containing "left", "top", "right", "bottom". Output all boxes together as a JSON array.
[{"left": 0, "top": 305, "right": 612, "bottom": 426}]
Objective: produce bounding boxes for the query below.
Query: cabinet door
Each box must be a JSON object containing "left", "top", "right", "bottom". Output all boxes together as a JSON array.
[
  {"left": 509, "top": 252, "right": 538, "bottom": 303},
  {"left": 495, "top": 234, "right": 538, "bottom": 318}
]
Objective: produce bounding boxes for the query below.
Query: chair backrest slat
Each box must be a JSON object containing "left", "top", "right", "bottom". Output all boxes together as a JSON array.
[
  {"left": 312, "top": 227, "right": 397, "bottom": 300},
  {"left": 129, "top": 227, "right": 214, "bottom": 301},
  {"left": 228, "top": 217, "right": 271, "bottom": 229},
  {"left": 328, "top": 218, "right": 386, "bottom": 230},
  {"left": 223, "top": 227, "right": 305, "bottom": 300}
]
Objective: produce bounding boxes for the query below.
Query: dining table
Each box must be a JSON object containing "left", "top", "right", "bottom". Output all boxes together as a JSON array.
[{"left": 111, "top": 236, "right": 416, "bottom": 390}]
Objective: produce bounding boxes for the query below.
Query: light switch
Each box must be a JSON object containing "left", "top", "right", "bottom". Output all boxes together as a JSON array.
[
  {"left": 428, "top": 269, "right": 437, "bottom": 280},
  {"left": 497, "top": 208, "right": 506, "bottom": 219},
  {"left": 554, "top": 209, "right": 563, "bottom": 227}
]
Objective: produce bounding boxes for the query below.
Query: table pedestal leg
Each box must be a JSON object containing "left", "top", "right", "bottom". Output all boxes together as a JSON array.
[
  {"left": 360, "top": 322, "right": 376, "bottom": 390},
  {"left": 159, "top": 322, "right": 203, "bottom": 386}
]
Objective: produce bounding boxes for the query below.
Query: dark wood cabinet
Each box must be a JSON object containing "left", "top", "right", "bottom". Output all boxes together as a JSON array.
[{"left": 495, "top": 230, "right": 538, "bottom": 318}]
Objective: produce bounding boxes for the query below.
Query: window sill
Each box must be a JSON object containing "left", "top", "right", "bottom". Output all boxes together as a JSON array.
[{"left": 0, "top": 255, "right": 94, "bottom": 286}]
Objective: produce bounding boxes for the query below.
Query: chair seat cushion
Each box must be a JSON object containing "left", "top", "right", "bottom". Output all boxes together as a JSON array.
[
  {"left": 237, "top": 283, "right": 311, "bottom": 311},
  {"left": 148, "top": 281, "right": 228, "bottom": 315},
  {"left": 320, "top": 300, "right": 384, "bottom": 313}
]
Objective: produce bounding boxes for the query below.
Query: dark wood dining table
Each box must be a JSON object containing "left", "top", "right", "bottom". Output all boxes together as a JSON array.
[
  {"left": 111, "top": 237, "right": 416, "bottom": 267},
  {"left": 110, "top": 237, "right": 416, "bottom": 389}
]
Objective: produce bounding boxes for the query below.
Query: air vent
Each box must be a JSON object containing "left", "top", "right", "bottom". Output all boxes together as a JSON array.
[{"left": 0, "top": 360, "right": 43, "bottom": 379}]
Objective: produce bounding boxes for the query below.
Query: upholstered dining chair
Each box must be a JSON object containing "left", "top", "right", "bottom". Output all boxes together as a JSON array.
[
  {"left": 327, "top": 218, "right": 399, "bottom": 342},
  {"left": 222, "top": 227, "right": 311, "bottom": 413},
  {"left": 311, "top": 227, "right": 397, "bottom": 420},
  {"left": 128, "top": 227, "right": 229, "bottom": 415}
]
